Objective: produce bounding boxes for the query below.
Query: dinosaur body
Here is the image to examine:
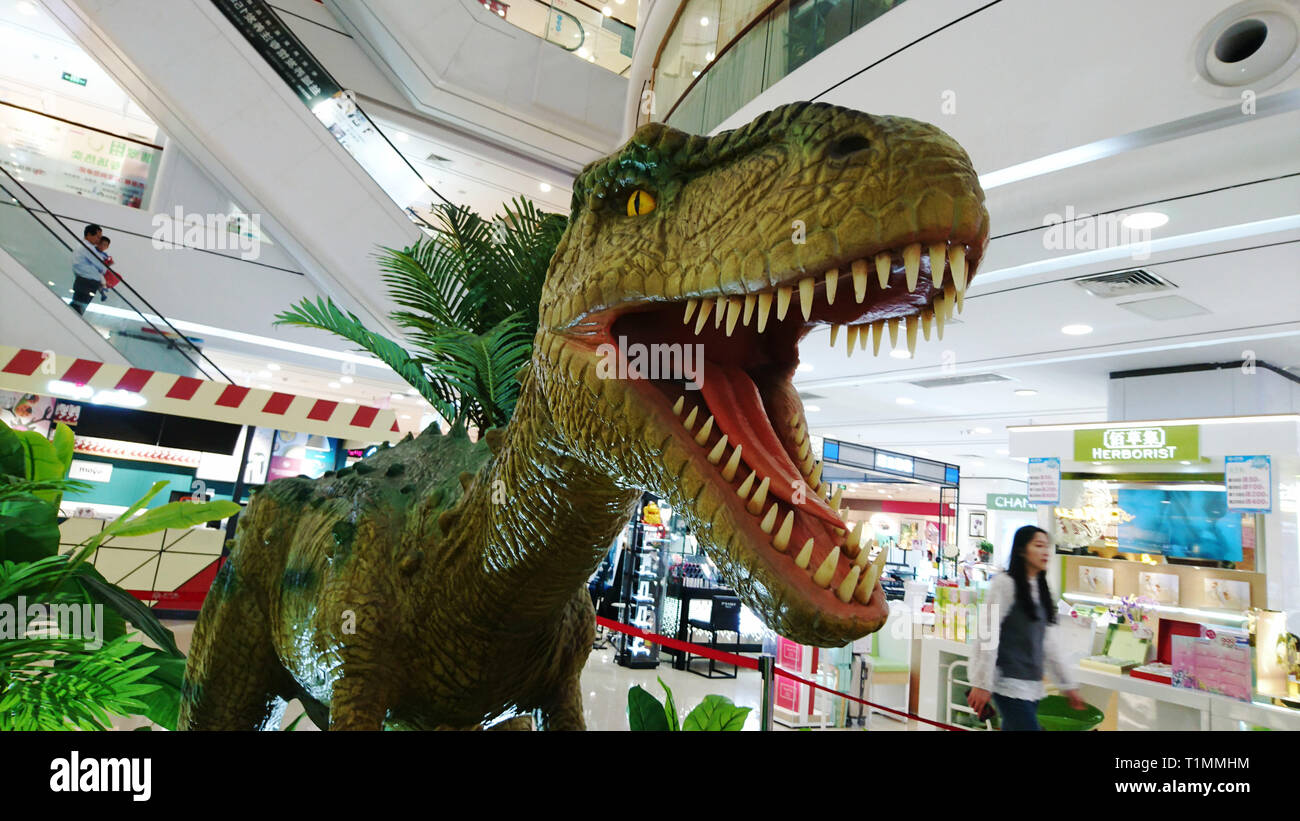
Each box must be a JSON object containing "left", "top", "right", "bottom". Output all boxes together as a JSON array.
[{"left": 181, "top": 102, "right": 988, "bottom": 730}]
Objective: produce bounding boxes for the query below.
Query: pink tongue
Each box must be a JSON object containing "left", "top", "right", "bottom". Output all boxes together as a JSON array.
[{"left": 699, "top": 364, "right": 846, "bottom": 531}]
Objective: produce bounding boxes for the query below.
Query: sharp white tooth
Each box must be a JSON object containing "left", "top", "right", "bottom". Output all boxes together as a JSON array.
[
  {"left": 794, "top": 538, "right": 814, "bottom": 569},
  {"left": 846, "top": 520, "right": 866, "bottom": 551},
  {"left": 694, "top": 415, "right": 714, "bottom": 446},
  {"left": 714, "top": 295, "right": 727, "bottom": 328},
  {"left": 721, "top": 444, "right": 743, "bottom": 482},
  {"left": 776, "top": 285, "right": 792, "bottom": 320},
  {"left": 737, "top": 470, "right": 756, "bottom": 500},
  {"left": 858, "top": 544, "right": 890, "bottom": 603},
  {"left": 872, "top": 321, "right": 883, "bottom": 355},
  {"left": 707, "top": 433, "right": 728, "bottom": 463},
  {"left": 846, "top": 324, "right": 859, "bottom": 355},
  {"left": 944, "top": 286, "right": 957, "bottom": 320},
  {"left": 694, "top": 299, "right": 712, "bottom": 334},
  {"left": 725, "top": 298, "right": 742, "bottom": 336},
  {"left": 888, "top": 317, "right": 900, "bottom": 347},
  {"left": 801, "top": 449, "right": 815, "bottom": 475},
  {"left": 683, "top": 298, "right": 698, "bottom": 324},
  {"left": 797, "top": 437, "right": 810, "bottom": 460},
  {"left": 760, "top": 503, "right": 778, "bottom": 534},
  {"left": 812, "top": 546, "right": 840, "bottom": 587},
  {"left": 799, "top": 277, "right": 814, "bottom": 320},
  {"left": 743, "top": 294, "right": 756, "bottom": 326},
  {"left": 830, "top": 486, "right": 843, "bottom": 509},
  {"left": 949, "top": 245, "right": 967, "bottom": 293},
  {"left": 875, "top": 252, "right": 890, "bottom": 289},
  {"left": 906, "top": 314, "right": 918, "bottom": 355},
  {"left": 929, "top": 242, "right": 947, "bottom": 289},
  {"left": 859, "top": 321, "right": 869, "bottom": 350},
  {"left": 788, "top": 412, "right": 800, "bottom": 426},
  {"left": 829, "top": 324, "right": 840, "bottom": 347},
  {"left": 792, "top": 422, "right": 806, "bottom": 445},
  {"left": 746, "top": 476, "right": 770, "bottom": 514},
  {"left": 672, "top": 396, "right": 685, "bottom": 417},
  {"left": 935, "top": 299, "right": 946, "bottom": 339},
  {"left": 816, "top": 481, "right": 830, "bottom": 497},
  {"left": 851, "top": 259, "right": 868, "bottom": 302},
  {"left": 824, "top": 269, "right": 838, "bottom": 305},
  {"left": 837, "top": 565, "right": 861, "bottom": 603},
  {"left": 955, "top": 287, "right": 965, "bottom": 314},
  {"left": 809, "top": 460, "right": 823, "bottom": 486},
  {"left": 921, "top": 310, "right": 933, "bottom": 341},
  {"left": 854, "top": 542, "right": 873, "bottom": 566},
  {"left": 773, "top": 510, "right": 794, "bottom": 551},
  {"left": 683, "top": 406, "right": 698, "bottom": 432},
  {"left": 757, "top": 291, "right": 773, "bottom": 332},
  {"left": 903, "top": 243, "right": 921, "bottom": 291}
]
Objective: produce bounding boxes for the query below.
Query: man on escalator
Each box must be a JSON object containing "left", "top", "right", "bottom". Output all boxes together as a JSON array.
[{"left": 69, "top": 223, "right": 105, "bottom": 315}]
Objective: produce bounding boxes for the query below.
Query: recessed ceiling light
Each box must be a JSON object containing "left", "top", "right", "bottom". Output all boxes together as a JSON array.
[
  {"left": 974, "top": 426, "right": 992, "bottom": 434},
  {"left": 797, "top": 362, "right": 814, "bottom": 372},
  {"left": 706, "top": 51, "right": 715, "bottom": 62},
  {"left": 17, "top": 2, "right": 37, "bottom": 15},
  {"left": 1121, "top": 211, "right": 1168, "bottom": 231},
  {"left": 601, "top": 5, "right": 612, "bottom": 15},
  {"left": 401, "top": 414, "right": 411, "bottom": 419},
  {"left": 406, "top": 388, "right": 419, "bottom": 395},
  {"left": 392, "top": 131, "right": 409, "bottom": 143},
  {"left": 577, "top": 47, "right": 590, "bottom": 59},
  {"left": 256, "top": 370, "right": 272, "bottom": 379},
  {"left": 340, "top": 376, "right": 354, "bottom": 384},
  {"left": 889, "top": 349, "right": 911, "bottom": 359},
  {"left": 328, "top": 381, "right": 341, "bottom": 389},
  {"left": 700, "top": 16, "right": 709, "bottom": 26},
  {"left": 343, "top": 398, "right": 356, "bottom": 404},
  {"left": 804, "top": 405, "right": 821, "bottom": 413},
  {"left": 1061, "top": 324, "right": 1093, "bottom": 335},
  {"left": 896, "top": 397, "right": 915, "bottom": 405},
  {"left": 266, "top": 363, "right": 281, "bottom": 371},
  {"left": 257, "top": 383, "right": 272, "bottom": 390},
  {"left": 391, "top": 393, "right": 406, "bottom": 400},
  {"left": 1014, "top": 388, "right": 1038, "bottom": 396},
  {"left": 539, "top": 182, "right": 552, "bottom": 192}
]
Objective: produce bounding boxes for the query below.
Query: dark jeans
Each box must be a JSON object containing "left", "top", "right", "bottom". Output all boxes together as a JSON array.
[
  {"left": 993, "top": 693, "right": 1041, "bottom": 731},
  {"left": 70, "top": 275, "right": 100, "bottom": 314}
]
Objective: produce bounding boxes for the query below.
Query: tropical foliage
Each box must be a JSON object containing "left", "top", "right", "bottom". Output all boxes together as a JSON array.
[
  {"left": 0, "top": 420, "right": 238, "bottom": 730},
  {"left": 276, "top": 197, "right": 566, "bottom": 431},
  {"left": 627, "top": 677, "right": 752, "bottom": 731}
]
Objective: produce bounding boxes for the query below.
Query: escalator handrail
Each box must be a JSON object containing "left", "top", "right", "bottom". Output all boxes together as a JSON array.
[{"left": 0, "top": 166, "right": 232, "bottom": 384}]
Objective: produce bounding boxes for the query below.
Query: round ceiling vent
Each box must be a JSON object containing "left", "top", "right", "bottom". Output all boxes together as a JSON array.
[{"left": 1191, "top": 1, "right": 1300, "bottom": 96}]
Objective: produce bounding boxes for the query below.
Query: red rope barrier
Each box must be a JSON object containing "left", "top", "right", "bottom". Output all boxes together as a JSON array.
[{"left": 596, "top": 616, "right": 967, "bottom": 731}]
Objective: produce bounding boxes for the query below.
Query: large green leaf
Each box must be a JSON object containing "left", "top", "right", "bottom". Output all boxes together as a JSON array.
[
  {"left": 75, "top": 564, "right": 182, "bottom": 658},
  {"left": 0, "top": 494, "right": 60, "bottom": 562},
  {"left": 658, "top": 676, "right": 679, "bottom": 731},
  {"left": 627, "top": 684, "right": 670, "bottom": 731},
  {"left": 682, "top": 695, "right": 752, "bottom": 731},
  {"left": 0, "top": 420, "right": 25, "bottom": 477},
  {"left": 124, "top": 648, "right": 184, "bottom": 729},
  {"left": 66, "top": 480, "right": 168, "bottom": 570},
  {"left": 107, "top": 499, "right": 240, "bottom": 539},
  {"left": 11, "top": 429, "right": 64, "bottom": 506}
]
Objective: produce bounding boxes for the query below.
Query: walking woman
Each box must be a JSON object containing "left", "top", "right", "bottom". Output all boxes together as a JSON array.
[{"left": 967, "top": 525, "right": 1085, "bottom": 730}]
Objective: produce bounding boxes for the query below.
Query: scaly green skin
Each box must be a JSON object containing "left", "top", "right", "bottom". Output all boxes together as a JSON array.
[{"left": 180, "top": 102, "right": 988, "bottom": 730}]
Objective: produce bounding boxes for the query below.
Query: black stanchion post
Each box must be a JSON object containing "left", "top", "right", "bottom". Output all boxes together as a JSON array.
[{"left": 759, "top": 655, "right": 775, "bottom": 732}]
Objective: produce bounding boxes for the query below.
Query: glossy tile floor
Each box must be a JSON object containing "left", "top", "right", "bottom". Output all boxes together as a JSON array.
[{"left": 122, "top": 621, "right": 917, "bottom": 731}]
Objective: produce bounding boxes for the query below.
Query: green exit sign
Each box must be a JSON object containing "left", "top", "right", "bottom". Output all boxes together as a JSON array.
[{"left": 61, "top": 72, "right": 87, "bottom": 87}]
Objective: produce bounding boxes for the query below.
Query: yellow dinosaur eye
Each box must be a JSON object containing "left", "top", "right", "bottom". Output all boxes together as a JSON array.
[{"left": 626, "top": 189, "right": 656, "bottom": 216}]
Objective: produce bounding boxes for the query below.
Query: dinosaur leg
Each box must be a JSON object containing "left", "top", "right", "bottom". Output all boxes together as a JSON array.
[
  {"left": 181, "top": 564, "right": 291, "bottom": 730},
  {"left": 535, "top": 590, "right": 596, "bottom": 731},
  {"left": 328, "top": 669, "right": 391, "bottom": 730}
]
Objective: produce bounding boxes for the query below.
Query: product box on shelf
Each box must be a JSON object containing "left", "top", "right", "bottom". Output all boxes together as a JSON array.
[{"left": 1170, "top": 626, "right": 1255, "bottom": 702}]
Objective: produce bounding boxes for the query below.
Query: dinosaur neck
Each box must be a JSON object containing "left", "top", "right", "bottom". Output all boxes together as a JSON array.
[{"left": 453, "top": 372, "right": 639, "bottom": 622}]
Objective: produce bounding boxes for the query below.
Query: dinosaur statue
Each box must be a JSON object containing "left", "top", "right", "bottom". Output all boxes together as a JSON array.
[{"left": 180, "top": 102, "right": 989, "bottom": 730}]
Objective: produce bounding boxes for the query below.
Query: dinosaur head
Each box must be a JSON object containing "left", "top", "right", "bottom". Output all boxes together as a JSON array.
[{"left": 535, "top": 102, "right": 988, "bottom": 646}]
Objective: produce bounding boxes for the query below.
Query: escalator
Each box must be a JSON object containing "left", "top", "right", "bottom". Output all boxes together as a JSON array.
[{"left": 0, "top": 163, "right": 230, "bottom": 382}]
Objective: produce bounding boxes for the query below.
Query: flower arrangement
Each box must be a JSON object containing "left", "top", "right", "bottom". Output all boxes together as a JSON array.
[{"left": 1112, "top": 595, "right": 1157, "bottom": 639}]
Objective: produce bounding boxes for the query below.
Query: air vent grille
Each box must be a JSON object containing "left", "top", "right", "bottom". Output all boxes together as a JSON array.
[
  {"left": 1074, "top": 269, "right": 1175, "bottom": 299},
  {"left": 908, "top": 373, "right": 1010, "bottom": 389}
]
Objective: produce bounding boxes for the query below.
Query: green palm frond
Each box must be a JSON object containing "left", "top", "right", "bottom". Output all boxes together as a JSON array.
[
  {"left": 0, "top": 634, "right": 160, "bottom": 731},
  {"left": 275, "top": 297, "right": 457, "bottom": 421},
  {"left": 409, "top": 313, "right": 535, "bottom": 430}
]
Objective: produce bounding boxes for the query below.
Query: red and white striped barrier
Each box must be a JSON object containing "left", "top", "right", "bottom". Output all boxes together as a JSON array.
[{"left": 0, "top": 345, "right": 402, "bottom": 443}]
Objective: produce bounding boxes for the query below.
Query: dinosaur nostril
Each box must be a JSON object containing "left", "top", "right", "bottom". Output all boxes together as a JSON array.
[{"left": 827, "top": 135, "right": 871, "bottom": 160}]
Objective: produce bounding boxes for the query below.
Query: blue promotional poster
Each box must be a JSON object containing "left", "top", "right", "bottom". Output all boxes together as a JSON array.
[{"left": 1116, "top": 489, "right": 1243, "bottom": 561}]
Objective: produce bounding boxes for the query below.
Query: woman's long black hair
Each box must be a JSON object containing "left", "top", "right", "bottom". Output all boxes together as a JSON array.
[{"left": 1007, "top": 525, "right": 1056, "bottom": 624}]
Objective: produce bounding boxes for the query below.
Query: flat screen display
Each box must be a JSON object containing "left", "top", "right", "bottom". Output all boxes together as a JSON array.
[
  {"left": 73, "top": 405, "right": 241, "bottom": 454},
  {"left": 1117, "top": 488, "right": 1242, "bottom": 561}
]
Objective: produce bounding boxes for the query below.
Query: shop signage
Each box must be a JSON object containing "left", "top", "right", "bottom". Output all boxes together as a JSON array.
[
  {"left": 1027, "top": 457, "right": 1060, "bottom": 504},
  {"left": 60, "top": 72, "right": 88, "bottom": 87},
  {"left": 68, "top": 459, "right": 112, "bottom": 483},
  {"left": 986, "top": 493, "right": 1035, "bottom": 512},
  {"left": 1225, "top": 455, "right": 1271, "bottom": 513},
  {"left": 212, "top": 0, "right": 341, "bottom": 107},
  {"left": 1074, "top": 424, "right": 1199, "bottom": 462},
  {"left": 876, "top": 453, "right": 914, "bottom": 475}
]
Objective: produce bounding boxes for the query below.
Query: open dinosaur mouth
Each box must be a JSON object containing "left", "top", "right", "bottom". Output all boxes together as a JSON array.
[{"left": 577, "top": 236, "right": 980, "bottom": 639}]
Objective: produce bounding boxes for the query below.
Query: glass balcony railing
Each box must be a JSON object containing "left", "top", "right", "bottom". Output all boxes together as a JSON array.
[
  {"left": 653, "top": 0, "right": 906, "bottom": 134},
  {"left": 0, "top": 165, "right": 229, "bottom": 382},
  {"left": 483, "top": 0, "right": 637, "bottom": 76}
]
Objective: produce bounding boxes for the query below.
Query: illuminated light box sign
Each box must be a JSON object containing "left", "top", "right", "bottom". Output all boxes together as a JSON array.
[
  {"left": 1225, "top": 455, "right": 1271, "bottom": 513},
  {"left": 1074, "top": 425, "right": 1199, "bottom": 462},
  {"left": 986, "top": 493, "right": 1035, "bottom": 512}
]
